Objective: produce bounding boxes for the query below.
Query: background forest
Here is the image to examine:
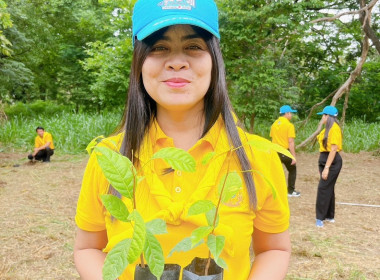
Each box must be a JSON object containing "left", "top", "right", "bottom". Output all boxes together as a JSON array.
[{"left": 0, "top": 0, "right": 379, "bottom": 152}]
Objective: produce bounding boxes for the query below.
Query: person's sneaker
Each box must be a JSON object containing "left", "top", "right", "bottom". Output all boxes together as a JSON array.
[
  {"left": 325, "top": 218, "right": 335, "bottom": 223},
  {"left": 316, "top": 219, "right": 324, "bottom": 227},
  {"left": 288, "top": 191, "right": 301, "bottom": 197}
]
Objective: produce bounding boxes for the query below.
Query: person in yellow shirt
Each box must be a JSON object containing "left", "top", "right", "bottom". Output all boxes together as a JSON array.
[
  {"left": 270, "top": 105, "right": 300, "bottom": 197},
  {"left": 74, "top": 1, "right": 291, "bottom": 279},
  {"left": 27, "top": 126, "right": 54, "bottom": 162},
  {"left": 315, "top": 106, "right": 343, "bottom": 228}
]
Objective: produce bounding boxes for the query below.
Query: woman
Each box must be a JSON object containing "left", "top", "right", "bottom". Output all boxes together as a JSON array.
[
  {"left": 74, "top": 0, "right": 291, "bottom": 279},
  {"left": 315, "top": 105, "right": 343, "bottom": 228}
]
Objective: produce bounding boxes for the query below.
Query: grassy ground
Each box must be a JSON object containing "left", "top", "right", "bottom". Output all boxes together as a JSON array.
[
  {"left": 0, "top": 151, "right": 379, "bottom": 279},
  {"left": 1, "top": 113, "right": 379, "bottom": 154}
]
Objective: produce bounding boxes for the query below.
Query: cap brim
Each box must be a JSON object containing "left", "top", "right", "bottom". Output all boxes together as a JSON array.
[
  {"left": 316, "top": 112, "right": 323, "bottom": 115},
  {"left": 291, "top": 109, "right": 297, "bottom": 113},
  {"left": 136, "top": 15, "right": 220, "bottom": 41}
]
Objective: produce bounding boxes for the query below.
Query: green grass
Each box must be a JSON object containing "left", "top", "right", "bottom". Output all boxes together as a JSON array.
[
  {"left": 0, "top": 111, "right": 122, "bottom": 154},
  {"left": 1, "top": 113, "right": 379, "bottom": 154}
]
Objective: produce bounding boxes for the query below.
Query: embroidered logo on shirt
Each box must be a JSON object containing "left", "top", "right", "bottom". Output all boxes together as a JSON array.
[
  {"left": 158, "top": 0, "right": 196, "bottom": 10},
  {"left": 224, "top": 191, "right": 243, "bottom": 208}
]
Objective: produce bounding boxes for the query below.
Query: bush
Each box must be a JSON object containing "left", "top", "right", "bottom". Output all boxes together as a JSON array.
[{"left": 4, "top": 100, "right": 73, "bottom": 118}]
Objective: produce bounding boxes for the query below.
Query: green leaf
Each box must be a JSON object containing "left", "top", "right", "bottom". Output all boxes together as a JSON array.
[
  {"left": 190, "top": 226, "right": 213, "bottom": 247},
  {"left": 94, "top": 146, "right": 135, "bottom": 199},
  {"left": 144, "top": 230, "right": 165, "bottom": 279},
  {"left": 205, "top": 208, "right": 219, "bottom": 227},
  {"left": 201, "top": 152, "right": 215, "bottom": 165},
  {"left": 188, "top": 200, "right": 216, "bottom": 216},
  {"left": 250, "top": 169, "right": 277, "bottom": 200},
  {"left": 102, "top": 239, "right": 132, "bottom": 280},
  {"left": 168, "top": 237, "right": 192, "bottom": 258},
  {"left": 145, "top": 219, "right": 167, "bottom": 235},
  {"left": 215, "top": 257, "right": 227, "bottom": 270},
  {"left": 127, "top": 210, "right": 146, "bottom": 263},
  {"left": 85, "top": 135, "right": 104, "bottom": 155},
  {"left": 100, "top": 194, "right": 130, "bottom": 222},
  {"left": 207, "top": 235, "right": 225, "bottom": 261},
  {"left": 247, "top": 139, "right": 294, "bottom": 159},
  {"left": 218, "top": 172, "right": 242, "bottom": 204},
  {"left": 152, "top": 147, "right": 196, "bottom": 172}
]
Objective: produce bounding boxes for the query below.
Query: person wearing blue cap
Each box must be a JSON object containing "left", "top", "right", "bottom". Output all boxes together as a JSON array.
[
  {"left": 74, "top": 1, "right": 291, "bottom": 279},
  {"left": 270, "top": 105, "right": 301, "bottom": 197},
  {"left": 315, "top": 105, "right": 343, "bottom": 228}
]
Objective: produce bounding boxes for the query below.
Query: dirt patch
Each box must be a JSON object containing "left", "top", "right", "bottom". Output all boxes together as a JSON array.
[{"left": 0, "top": 151, "right": 379, "bottom": 279}]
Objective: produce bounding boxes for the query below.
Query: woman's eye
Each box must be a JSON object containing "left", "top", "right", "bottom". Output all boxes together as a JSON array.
[
  {"left": 186, "top": 45, "right": 202, "bottom": 50},
  {"left": 151, "top": 46, "right": 167, "bottom": 52}
]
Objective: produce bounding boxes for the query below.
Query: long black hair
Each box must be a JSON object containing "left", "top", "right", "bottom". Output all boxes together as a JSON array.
[
  {"left": 323, "top": 115, "right": 340, "bottom": 149},
  {"left": 115, "top": 26, "right": 257, "bottom": 208}
]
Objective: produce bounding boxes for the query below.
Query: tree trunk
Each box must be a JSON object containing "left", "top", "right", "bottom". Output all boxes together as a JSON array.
[
  {"left": 297, "top": 1, "right": 373, "bottom": 149},
  {"left": 358, "top": 0, "right": 380, "bottom": 54}
]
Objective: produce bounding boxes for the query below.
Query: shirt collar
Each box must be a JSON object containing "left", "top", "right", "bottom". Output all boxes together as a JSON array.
[
  {"left": 279, "top": 116, "right": 290, "bottom": 123},
  {"left": 149, "top": 116, "right": 225, "bottom": 151}
]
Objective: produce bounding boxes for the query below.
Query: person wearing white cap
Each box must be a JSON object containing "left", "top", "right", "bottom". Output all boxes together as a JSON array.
[
  {"left": 315, "top": 105, "right": 343, "bottom": 228},
  {"left": 74, "top": 1, "right": 291, "bottom": 279},
  {"left": 270, "top": 105, "right": 301, "bottom": 197}
]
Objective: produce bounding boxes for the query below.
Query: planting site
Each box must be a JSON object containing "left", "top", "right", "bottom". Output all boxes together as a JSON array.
[{"left": 0, "top": 151, "right": 379, "bottom": 280}]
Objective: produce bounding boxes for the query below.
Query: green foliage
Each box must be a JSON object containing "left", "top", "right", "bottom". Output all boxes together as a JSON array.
[
  {"left": 349, "top": 56, "right": 380, "bottom": 122},
  {"left": 188, "top": 200, "right": 215, "bottom": 216},
  {"left": 100, "top": 194, "right": 130, "bottom": 222},
  {"left": 217, "top": 172, "right": 242, "bottom": 204},
  {"left": 4, "top": 100, "right": 70, "bottom": 118},
  {"left": 151, "top": 147, "right": 196, "bottom": 173},
  {"left": 144, "top": 230, "right": 165, "bottom": 278},
  {"left": 95, "top": 146, "right": 136, "bottom": 199},
  {"left": 0, "top": 0, "right": 13, "bottom": 56},
  {"left": 207, "top": 235, "right": 225, "bottom": 263},
  {"left": 103, "top": 238, "right": 132, "bottom": 280},
  {"left": 94, "top": 141, "right": 197, "bottom": 279},
  {"left": 2, "top": 0, "right": 379, "bottom": 125}
]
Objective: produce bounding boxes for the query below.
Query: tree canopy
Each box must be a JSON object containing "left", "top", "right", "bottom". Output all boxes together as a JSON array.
[{"left": 1, "top": 0, "right": 379, "bottom": 123}]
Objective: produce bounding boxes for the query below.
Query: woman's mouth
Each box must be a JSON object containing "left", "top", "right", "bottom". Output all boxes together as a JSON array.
[{"left": 164, "top": 78, "right": 190, "bottom": 88}]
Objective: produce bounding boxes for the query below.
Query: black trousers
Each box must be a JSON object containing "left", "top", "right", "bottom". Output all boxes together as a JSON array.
[
  {"left": 28, "top": 147, "right": 54, "bottom": 162},
  {"left": 278, "top": 153, "right": 297, "bottom": 194},
  {"left": 316, "top": 152, "right": 342, "bottom": 220}
]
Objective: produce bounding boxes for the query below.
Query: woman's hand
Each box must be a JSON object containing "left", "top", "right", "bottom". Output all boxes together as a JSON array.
[{"left": 322, "top": 167, "right": 329, "bottom": 180}]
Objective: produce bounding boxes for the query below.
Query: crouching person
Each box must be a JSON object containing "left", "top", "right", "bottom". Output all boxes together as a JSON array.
[{"left": 28, "top": 126, "right": 55, "bottom": 162}]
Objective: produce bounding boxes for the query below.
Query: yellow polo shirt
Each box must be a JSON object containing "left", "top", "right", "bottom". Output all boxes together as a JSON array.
[
  {"left": 75, "top": 117, "right": 289, "bottom": 280},
  {"left": 35, "top": 132, "right": 54, "bottom": 149},
  {"left": 270, "top": 116, "right": 295, "bottom": 149},
  {"left": 318, "top": 122, "right": 342, "bottom": 152}
]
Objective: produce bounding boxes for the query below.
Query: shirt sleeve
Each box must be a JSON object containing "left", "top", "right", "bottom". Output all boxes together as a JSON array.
[
  {"left": 253, "top": 150, "right": 290, "bottom": 233},
  {"left": 75, "top": 151, "right": 109, "bottom": 231},
  {"left": 288, "top": 123, "right": 296, "bottom": 139},
  {"left": 329, "top": 125, "right": 341, "bottom": 146},
  {"left": 45, "top": 133, "right": 53, "bottom": 145}
]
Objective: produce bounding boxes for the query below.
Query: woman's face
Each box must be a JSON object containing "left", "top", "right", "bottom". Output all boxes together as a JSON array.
[
  {"left": 142, "top": 25, "right": 212, "bottom": 114},
  {"left": 322, "top": 114, "right": 329, "bottom": 124}
]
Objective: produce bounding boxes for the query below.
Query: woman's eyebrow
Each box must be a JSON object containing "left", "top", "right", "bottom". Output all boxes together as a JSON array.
[{"left": 158, "top": 33, "right": 201, "bottom": 42}]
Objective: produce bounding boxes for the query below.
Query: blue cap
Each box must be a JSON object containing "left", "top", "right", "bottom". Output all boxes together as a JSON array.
[
  {"left": 132, "top": 0, "right": 220, "bottom": 44},
  {"left": 280, "top": 105, "right": 297, "bottom": 114},
  {"left": 317, "top": 105, "right": 338, "bottom": 117}
]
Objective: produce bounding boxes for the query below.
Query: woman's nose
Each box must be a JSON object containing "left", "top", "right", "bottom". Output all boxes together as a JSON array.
[{"left": 165, "top": 53, "right": 189, "bottom": 71}]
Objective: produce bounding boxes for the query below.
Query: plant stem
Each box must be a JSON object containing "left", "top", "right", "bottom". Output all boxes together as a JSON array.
[
  {"left": 205, "top": 151, "right": 232, "bottom": 275},
  {"left": 205, "top": 250, "right": 211, "bottom": 276},
  {"left": 140, "top": 253, "right": 145, "bottom": 268},
  {"left": 131, "top": 150, "right": 137, "bottom": 210}
]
